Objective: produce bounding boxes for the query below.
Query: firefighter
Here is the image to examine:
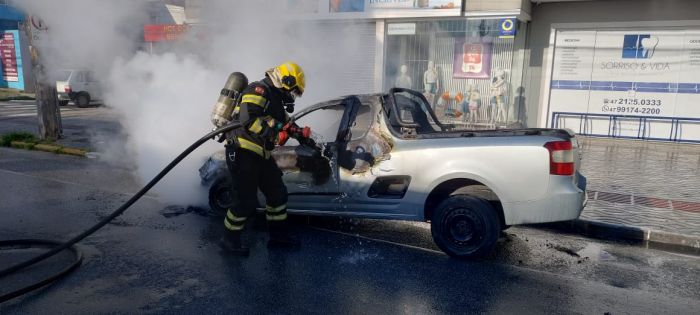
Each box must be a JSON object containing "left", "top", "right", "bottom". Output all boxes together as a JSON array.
[{"left": 220, "top": 62, "right": 306, "bottom": 256}]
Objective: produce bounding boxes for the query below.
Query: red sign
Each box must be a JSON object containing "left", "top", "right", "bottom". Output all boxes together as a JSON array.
[
  {"left": 144, "top": 24, "right": 188, "bottom": 42},
  {"left": 462, "top": 43, "right": 483, "bottom": 73},
  {"left": 0, "top": 32, "right": 18, "bottom": 82}
]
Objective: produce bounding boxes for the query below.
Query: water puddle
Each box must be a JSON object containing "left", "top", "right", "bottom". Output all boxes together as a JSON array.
[
  {"left": 339, "top": 249, "right": 381, "bottom": 264},
  {"left": 576, "top": 243, "right": 616, "bottom": 261},
  {"left": 552, "top": 245, "right": 580, "bottom": 257},
  {"left": 160, "top": 205, "right": 214, "bottom": 218}
]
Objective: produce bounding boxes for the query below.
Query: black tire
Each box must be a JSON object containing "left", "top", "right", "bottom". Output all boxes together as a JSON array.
[
  {"left": 58, "top": 100, "right": 69, "bottom": 106},
  {"left": 208, "top": 176, "right": 234, "bottom": 216},
  {"left": 430, "top": 195, "right": 500, "bottom": 259},
  {"left": 75, "top": 93, "right": 90, "bottom": 108}
]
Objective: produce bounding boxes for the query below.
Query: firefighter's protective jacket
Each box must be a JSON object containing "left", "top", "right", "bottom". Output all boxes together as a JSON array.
[{"left": 231, "top": 77, "right": 290, "bottom": 158}]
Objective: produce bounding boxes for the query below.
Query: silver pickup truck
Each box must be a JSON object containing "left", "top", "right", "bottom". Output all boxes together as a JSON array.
[{"left": 200, "top": 88, "right": 587, "bottom": 258}]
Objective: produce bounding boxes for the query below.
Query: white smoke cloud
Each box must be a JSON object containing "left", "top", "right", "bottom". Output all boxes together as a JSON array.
[
  {"left": 16, "top": 0, "right": 370, "bottom": 205},
  {"left": 17, "top": 0, "right": 148, "bottom": 77}
]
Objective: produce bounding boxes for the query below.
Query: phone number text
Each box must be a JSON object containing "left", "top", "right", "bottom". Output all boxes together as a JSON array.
[
  {"left": 601, "top": 105, "right": 661, "bottom": 115},
  {"left": 604, "top": 98, "right": 663, "bottom": 106}
]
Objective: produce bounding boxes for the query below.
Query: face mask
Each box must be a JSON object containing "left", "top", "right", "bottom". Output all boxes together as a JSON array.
[
  {"left": 281, "top": 88, "right": 299, "bottom": 113},
  {"left": 284, "top": 102, "right": 295, "bottom": 113}
]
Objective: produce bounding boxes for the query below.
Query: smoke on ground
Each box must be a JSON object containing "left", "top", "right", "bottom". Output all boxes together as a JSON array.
[{"left": 16, "top": 0, "right": 370, "bottom": 205}]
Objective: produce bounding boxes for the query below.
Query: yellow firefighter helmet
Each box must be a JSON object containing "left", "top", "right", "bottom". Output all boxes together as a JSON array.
[{"left": 276, "top": 62, "right": 305, "bottom": 97}]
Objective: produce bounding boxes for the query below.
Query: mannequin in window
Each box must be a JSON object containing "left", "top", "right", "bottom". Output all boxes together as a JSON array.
[
  {"left": 490, "top": 69, "right": 508, "bottom": 124},
  {"left": 466, "top": 85, "right": 481, "bottom": 123},
  {"left": 395, "top": 64, "right": 412, "bottom": 90},
  {"left": 423, "top": 60, "right": 439, "bottom": 107}
]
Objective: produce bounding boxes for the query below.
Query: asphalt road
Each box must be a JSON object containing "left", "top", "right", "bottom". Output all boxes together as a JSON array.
[{"left": 0, "top": 147, "right": 698, "bottom": 314}]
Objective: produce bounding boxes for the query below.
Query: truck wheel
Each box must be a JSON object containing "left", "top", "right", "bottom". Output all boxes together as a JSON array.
[
  {"left": 431, "top": 195, "right": 500, "bottom": 259},
  {"left": 75, "top": 93, "right": 90, "bottom": 108},
  {"left": 58, "top": 100, "right": 69, "bottom": 106},
  {"left": 208, "top": 176, "right": 234, "bottom": 216}
]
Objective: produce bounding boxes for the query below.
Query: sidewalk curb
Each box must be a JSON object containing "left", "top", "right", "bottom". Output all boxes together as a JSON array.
[
  {"left": 10, "top": 141, "right": 87, "bottom": 157},
  {"left": 537, "top": 219, "right": 700, "bottom": 253}
]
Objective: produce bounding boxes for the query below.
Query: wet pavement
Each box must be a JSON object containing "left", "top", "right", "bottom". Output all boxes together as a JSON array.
[
  {"left": 0, "top": 100, "right": 124, "bottom": 153},
  {"left": 578, "top": 137, "right": 700, "bottom": 237},
  {"left": 0, "top": 147, "right": 699, "bottom": 314}
]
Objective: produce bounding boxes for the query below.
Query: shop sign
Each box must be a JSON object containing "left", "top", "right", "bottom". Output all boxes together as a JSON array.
[
  {"left": 0, "top": 32, "right": 18, "bottom": 82},
  {"left": 388, "top": 23, "right": 416, "bottom": 35},
  {"left": 144, "top": 24, "right": 188, "bottom": 42},
  {"left": 498, "top": 18, "right": 516, "bottom": 39},
  {"left": 329, "top": 0, "right": 460, "bottom": 17},
  {"left": 548, "top": 29, "right": 700, "bottom": 140},
  {"left": 453, "top": 39, "right": 492, "bottom": 79}
]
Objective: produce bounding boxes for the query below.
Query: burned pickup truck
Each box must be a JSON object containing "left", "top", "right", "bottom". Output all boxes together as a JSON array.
[{"left": 200, "top": 88, "right": 587, "bottom": 258}]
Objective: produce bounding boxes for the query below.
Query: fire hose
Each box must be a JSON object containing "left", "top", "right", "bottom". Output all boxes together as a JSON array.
[{"left": 0, "top": 122, "right": 242, "bottom": 304}]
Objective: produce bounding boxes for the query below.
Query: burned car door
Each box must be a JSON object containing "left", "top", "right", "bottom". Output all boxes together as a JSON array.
[
  {"left": 271, "top": 96, "right": 362, "bottom": 212},
  {"left": 335, "top": 97, "right": 404, "bottom": 217}
]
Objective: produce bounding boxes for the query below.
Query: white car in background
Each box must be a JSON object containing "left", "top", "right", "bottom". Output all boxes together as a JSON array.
[{"left": 55, "top": 69, "right": 102, "bottom": 107}]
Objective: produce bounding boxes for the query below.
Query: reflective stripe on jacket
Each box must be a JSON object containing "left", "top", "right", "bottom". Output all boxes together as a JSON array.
[{"left": 232, "top": 78, "right": 290, "bottom": 158}]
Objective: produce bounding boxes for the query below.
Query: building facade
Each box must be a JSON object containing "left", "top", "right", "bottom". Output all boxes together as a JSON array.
[
  {"left": 186, "top": 0, "right": 700, "bottom": 143},
  {"left": 294, "top": 0, "right": 533, "bottom": 129}
]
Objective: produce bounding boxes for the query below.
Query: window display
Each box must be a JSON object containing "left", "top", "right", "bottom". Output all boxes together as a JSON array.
[{"left": 384, "top": 19, "right": 526, "bottom": 129}]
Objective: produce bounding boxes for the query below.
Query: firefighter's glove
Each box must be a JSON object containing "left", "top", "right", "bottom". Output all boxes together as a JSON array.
[{"left": 298, "top": 136, "right": 317, "bottom": 149}]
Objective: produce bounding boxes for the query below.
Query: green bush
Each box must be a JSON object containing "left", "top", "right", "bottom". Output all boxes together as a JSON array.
[
  {"left": 1, "top": 132, "right": 37, "bottom": 147},
  {"left": 0, "top": 88, "right": 35, "bottom": 101}
]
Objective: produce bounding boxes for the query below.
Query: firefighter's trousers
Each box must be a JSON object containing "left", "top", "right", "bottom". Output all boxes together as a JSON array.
[{"left": 223, "top": 145, "right": 288, "bottom": 232}]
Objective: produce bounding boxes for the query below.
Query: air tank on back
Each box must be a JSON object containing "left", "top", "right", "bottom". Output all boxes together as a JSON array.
[{"left": 211, "top": 72, "right": 248, "bottom": 128}]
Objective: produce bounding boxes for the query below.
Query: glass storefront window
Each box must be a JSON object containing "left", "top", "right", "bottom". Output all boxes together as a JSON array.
[{"left": 384, "top": 19, "right": 527, "bottom": 129}]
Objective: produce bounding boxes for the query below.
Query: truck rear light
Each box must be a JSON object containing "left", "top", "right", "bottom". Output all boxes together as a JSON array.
[
  {"left": 64, "top": 86, "right": 72, "bottom": 93},
  {"left": 544, "top": 141, "right": 574, "bottom": 176}
]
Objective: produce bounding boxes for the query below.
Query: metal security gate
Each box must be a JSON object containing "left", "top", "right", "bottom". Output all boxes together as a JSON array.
[{"left": 311, "top": 21, "right": 377, "bottom": 96}]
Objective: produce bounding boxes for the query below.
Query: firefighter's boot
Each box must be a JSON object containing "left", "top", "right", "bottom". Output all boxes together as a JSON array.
[
  {"left": 267, "top": 220, "right": 300, "bottom": 250},
  {"left": 219, "top": 230, "right": 250, "bottom": 256}
]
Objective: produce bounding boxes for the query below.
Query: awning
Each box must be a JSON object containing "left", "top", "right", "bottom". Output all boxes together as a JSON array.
[{"left": 0, "top": 6, "right": 26, "bottom": 21}]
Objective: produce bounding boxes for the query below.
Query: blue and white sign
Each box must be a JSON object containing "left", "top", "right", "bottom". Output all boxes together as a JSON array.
[
  {"left": 498, "top": 18, "right": 516, "bottom": 38},
  {"left": 548, "top": 29, "right": 700, "bottom": 142}
]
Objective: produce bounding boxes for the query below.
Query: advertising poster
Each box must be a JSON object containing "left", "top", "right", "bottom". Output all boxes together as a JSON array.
[
  {"left": 0, "top": 32, "right": 18, "bottom": 82},
  {"left": 330, "top": 0, "right": 459, "bottom": 13},
  {"left": 0, "top": 29, "right": 23, "bottom": 90},
  {"left": 548, "top": 29, "right": 700, "bottom": 141},
  {"left": 453, "top": 39, "right": 491, "bottom": 79}
]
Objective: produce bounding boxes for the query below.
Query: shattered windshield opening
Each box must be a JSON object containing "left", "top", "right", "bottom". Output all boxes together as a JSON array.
[{"left": 390, "top": 90, "right": 440, "bottom": 134}]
